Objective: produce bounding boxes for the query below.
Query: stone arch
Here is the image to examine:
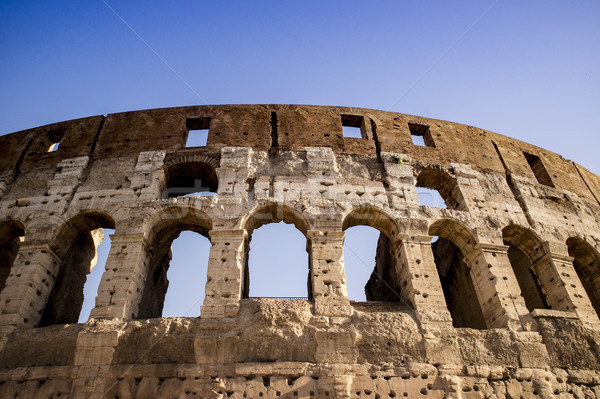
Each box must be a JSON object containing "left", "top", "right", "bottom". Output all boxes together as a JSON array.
[
  {"left": 163, "top": 153, "right": 220, "bottom": 169},
  {"left": 242, "top": 203, "right": 311, "bottom": 299},
  {"left": 429, "top": 218, "right": 477, "bottom": 256},
  {"left": 341, "top": 206, "right": 399, "bottom": 240},
  {"left": 567, "top": 237, "right": 600, "bottom": 316},
  {"left": 502, "top": 224, "right": 546, "bottom": 263},
  {"left": 502, "top": 225, "right": 549, "bottom": 311},
  {"left": 342, "top": 206, "right": 402, "bottom": 302},
  {"left": 40, "top": 211, "right": 116, "bottom": 326},
  {"left": 137, "top": 205, "right": 213, "bottom": 318},
  {"left": 416, "top": 168, "right": 466, "bottom": 210},
  {"left": 0, "top": 219, "right": 25, "bottom": 294},
  {"left": 244, "top": 203, "right": 310, "bottom": 237},
  {"left": 429, "top": 218, "right": 486, "bottom": 329},
  {"left": 161, "top": 160, "right": 218, "bottom": 198}
]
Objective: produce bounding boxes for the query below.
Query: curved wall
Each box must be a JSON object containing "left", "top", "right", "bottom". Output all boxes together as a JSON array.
[{"left": 0, "top": 105, "right": 599, "bottom": 398}]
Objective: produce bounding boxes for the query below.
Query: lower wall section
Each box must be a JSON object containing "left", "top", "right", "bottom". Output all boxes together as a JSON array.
[
  {"left": 1, "top": 363, "right": 599, "bottom": 398},
  {"left": 0, "top": 299, "right": 599, "bottom": 398}
]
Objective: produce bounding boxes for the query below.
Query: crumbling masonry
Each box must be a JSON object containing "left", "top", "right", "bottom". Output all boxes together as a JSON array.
[{"left": 0, "top": 104, "right": 599, "bottom": 398}]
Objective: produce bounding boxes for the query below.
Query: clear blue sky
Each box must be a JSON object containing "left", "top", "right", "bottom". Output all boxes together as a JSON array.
[{"left": 1, "top": 1, "right": 598, "bottom": 320}]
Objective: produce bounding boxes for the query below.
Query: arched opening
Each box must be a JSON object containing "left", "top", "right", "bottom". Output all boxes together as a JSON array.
[
  {"left": 567, "top": 237, "right": 600, "bottom": 316},
  {"left": 502, "top": 225, "right": 548, "bottom": 312},
  {"left": 137, "top": 208, "right": 212, "bottom": 318},
  {"left": 243, "top": 204, "right": 310, "bottom": 299},
  {"left": 0, "top": 220, "right": 25, "bottom": 294},
  {"left": 416, "top": 168, "right": 465, "bottom": 210},
  {"left": 40, "top": 212, "right": 115, "bottom": 326},
  {"left": 163, "top": 231, "right": 211, "bottom": 317},
  {"left": 163, "top": 161, "right": 218, "bottom": 198},
  {"left": 342, "top": 207, "right": 403, "bottom": 303},
  {"left": 429, "top": 219, "right": 486, "bottom": 329},
  {"left": 78, "top": 228, "right": 114, "bottom": 322}
]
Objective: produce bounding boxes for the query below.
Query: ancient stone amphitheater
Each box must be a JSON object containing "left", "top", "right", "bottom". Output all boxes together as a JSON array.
[{"left": 0, "top": 105, "right": 599, "bottom": 398}]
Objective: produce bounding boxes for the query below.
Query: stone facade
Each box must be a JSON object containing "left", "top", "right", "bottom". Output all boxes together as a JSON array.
[{"left": 0, "top": 104, "right": 599, "bottom": 398}]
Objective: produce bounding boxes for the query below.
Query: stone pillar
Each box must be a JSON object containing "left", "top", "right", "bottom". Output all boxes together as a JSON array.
[
  {"left": 393, "top": 234, "right": 452, "bottom": 326},
  {"left": 463, "top": 243, "right": 529, "bottom": 329},
  {"left": 89, "top": 233, "right": 150, "bottom": 320},
  {"left": 308, "top": 230, "right": 352, "bottom": 317},
  {"left": 533, "top": 252, "right": 599, "bottom": 325},
  {"left": 201, "top": 229, "right": 246, "bottom": 319},
  {"left": 0, "top": 241, "right": 62, "bottom": 339}
]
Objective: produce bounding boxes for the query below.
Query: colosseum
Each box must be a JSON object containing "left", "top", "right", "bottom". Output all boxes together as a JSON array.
[{"left": 0, "top": 104, "right": 599, "bottom": 398}]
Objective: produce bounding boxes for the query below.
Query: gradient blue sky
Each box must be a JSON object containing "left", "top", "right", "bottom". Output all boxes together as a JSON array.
[{"left": 1, "top": 1, "right": 598, "bottom": 320}]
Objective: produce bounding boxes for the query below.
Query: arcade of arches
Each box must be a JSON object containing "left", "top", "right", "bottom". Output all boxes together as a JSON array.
[{"left": 0, "top": 206, "right": 598, "bottom": 332}]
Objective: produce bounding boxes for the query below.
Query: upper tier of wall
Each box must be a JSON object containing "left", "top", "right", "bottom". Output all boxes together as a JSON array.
[{"left": 1, "top": 104, "right": 599, "bottom": 203}]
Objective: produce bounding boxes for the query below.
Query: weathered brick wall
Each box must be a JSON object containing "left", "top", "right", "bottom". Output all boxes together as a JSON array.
[{"left": 0, "top": 105, "right": 598, "bottom": 398}]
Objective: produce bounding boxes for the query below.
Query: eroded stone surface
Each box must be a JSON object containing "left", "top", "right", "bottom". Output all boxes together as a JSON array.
[{"left": 0, "top": 104, "right": 599, "bottom": 398}]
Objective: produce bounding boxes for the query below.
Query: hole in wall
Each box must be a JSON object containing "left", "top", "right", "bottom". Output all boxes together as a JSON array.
[
  {"left": 341, "top": 114, "right": 364, "bottom": 138},
  {"left": 409, "top": 123, "right": 435, "bottom": 147},
  {"left": 46, "top": 128, "right": 66, "bottom": 152},
  {"left": 186, "top": 117, "right": 211, "bottom": 147},
  {"left": 523, "top": 152, "right": 554, "bottom": 187}
]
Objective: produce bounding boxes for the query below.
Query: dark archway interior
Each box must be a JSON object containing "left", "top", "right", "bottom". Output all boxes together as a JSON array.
[
  {"left": 432, "top": 237, "right": 486, "bottom": 329},
  {"left": 502, "top": 225, "right": 549, "bottom": 312},
  {"left": 40, "top": 214, "right": 114, "bottom": 326},
  {"left": 505, "top": 242, "right": 548, "bottom": 311},
  {"left": 0, "top": 221, "right": 25, "bottom": 294},
  {"left": 567, "top": 238, "right": 600, "bottom": 317},
  {"left": 164, "top": 162, "right": 218, "bottom": 197}
]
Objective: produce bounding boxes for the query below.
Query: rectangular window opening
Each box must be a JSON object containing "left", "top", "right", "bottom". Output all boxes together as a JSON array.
[
  {"left": 47, "top": 128, "right": 66, "bottom": 152},
  {"left": 186, "top": 117, "right": 211, "bottom": 147},
  {"left": 524, "top": 152, "right": 554, "bottom": 187},
  {"left": 409, "top": 123, "right": 435, "bottom": 147},
  {"left": 341, "top": 114, "right": 365, "bottom": 139}
]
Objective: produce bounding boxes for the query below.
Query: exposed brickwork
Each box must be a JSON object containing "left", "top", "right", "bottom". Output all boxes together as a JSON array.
[{"left": 0, "top": 104, "right": 599, "bottom": 398}]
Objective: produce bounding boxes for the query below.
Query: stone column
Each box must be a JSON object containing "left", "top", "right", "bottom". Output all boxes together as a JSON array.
[
  {"left": 89, "top": 233, "right": 150, "bottom": 320},
  {"left": 201, "top": 229, "right": 246, "bottom": 319},
  {"left": 308, "top": 230, "right": 352, "bottom": 317},
  {"left": 393, "top": 234, "right": 452, "bottom": 327},
  {"left": 533, "top": 252, "right": 599, "bottom": 325},
  {"left": 463, "top": 243, "right": 529, "bottom": 329},
  {"left": 0, "top": 241, "right": 63, "bottom": 341}
]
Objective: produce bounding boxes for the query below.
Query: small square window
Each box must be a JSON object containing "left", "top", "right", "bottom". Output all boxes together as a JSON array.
[
  {"left": 341, "top": 114, "right": 364, "bottom": 138},
  {"left": 524, "top": 152, "right": 554, "bottom": 187},
  {"left": 47, "top": 128, "right": 66, "bottom": 152},
  {"left": 186, "top": 117, "right": 211, "bottom": 147},
  {"left": 409, "top": 123, "right": 435, "bottom": 147}
]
